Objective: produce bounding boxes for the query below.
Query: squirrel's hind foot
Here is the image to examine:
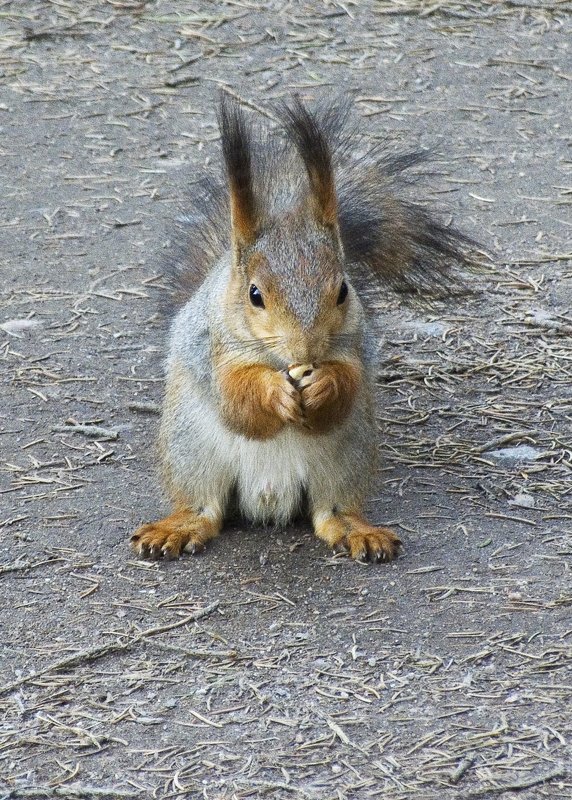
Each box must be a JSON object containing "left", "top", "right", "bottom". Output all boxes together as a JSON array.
[
  {"left": 131, "top": 509, "right": 221, "bottom": 559},
  {"left": 314, "top": 511, "right": 401, "bottom": 564}
]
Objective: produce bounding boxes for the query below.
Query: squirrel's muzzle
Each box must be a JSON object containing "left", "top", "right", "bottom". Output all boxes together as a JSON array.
[{"left": 284, "top": 329, "right": 329, "bottom": 364}]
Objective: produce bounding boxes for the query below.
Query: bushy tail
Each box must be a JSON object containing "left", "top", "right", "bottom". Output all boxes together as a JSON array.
[{"left": 337, "top": 150, "right": 477, "bottom": 298}]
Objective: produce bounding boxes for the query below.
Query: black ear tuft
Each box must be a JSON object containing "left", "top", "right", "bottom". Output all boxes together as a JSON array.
[
  {"left": 217, "top": 93, "right": 259, "bottom": 247},
  {"left": 279, "top": 96, "right": 342, "bottom": 227}
]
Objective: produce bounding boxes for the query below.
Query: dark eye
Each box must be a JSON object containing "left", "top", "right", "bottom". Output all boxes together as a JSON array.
[
  {"left": 249, "top": 284, "right": 264, "bottom": 308},
  {"left": 337, "top": 280, "right": 348, "bottom": 305}
]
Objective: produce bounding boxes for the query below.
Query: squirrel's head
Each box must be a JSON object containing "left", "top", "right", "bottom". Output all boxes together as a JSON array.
[{"left": 219, "top": 96, "right": 361, "bottom": 365}]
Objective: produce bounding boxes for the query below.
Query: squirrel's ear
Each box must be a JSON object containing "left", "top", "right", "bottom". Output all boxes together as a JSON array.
[
  {"left": 218, "top": 95, "right": 260, "bottom": 249},
  {"left": 280, "top": 97, "right": 338, "bottom": 228}
]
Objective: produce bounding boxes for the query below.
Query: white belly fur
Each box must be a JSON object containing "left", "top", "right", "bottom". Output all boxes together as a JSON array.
[
  {"left": 234, "top": 428, "right": 310, "bottom": 524},
  {"left": 169, "top": 388, "right": 336, "bottom": 526}
]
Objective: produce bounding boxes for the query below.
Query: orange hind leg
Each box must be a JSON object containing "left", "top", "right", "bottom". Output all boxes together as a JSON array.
[
  {"left": 313, "top": 509, "right": 401, "bottom": 563},
  {"left": 131, "top": 507, "right": 222, "bottom": 559}
]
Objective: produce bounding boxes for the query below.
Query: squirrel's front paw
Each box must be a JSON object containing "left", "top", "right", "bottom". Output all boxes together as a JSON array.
[
  {"left": 267, "top": 371, "right": 305, "bottom": 427},
  {"left": 297, "top": 366, "right": 336, "bottom": 411},
  {"left": 219, "top": 364, "right": 304, "bottom": 438},
  {"left": 296, "top": 361, "right": 360, "bottom": 433}
]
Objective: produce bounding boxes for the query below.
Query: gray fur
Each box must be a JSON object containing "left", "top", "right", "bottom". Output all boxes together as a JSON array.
[
  {"left": 161, "top": 257, "right": 377, "bottom": 525},
  {"left": 250, "top": 218, "right": 343, "bottom": 331}
]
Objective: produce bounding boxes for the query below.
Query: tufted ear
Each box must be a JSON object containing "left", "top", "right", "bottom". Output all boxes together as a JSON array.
[
  {"left": 217, "top": 95, "right": 260, "bottom": 250},
  {"left": 279, "top": 96, "right": 338, "bottom": 229}
]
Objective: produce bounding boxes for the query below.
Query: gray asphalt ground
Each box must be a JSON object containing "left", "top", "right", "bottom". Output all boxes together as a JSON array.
[{"left": 1, "top": 2, "right": 571, "bottom": 798}]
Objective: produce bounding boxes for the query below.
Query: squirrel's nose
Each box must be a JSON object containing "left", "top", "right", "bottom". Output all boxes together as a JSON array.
[
  {"left": 286, "top": 333, "right": 310, "bottom": 363},
  {"left": 287, "top": 332, "right": 326, "bottom": 364}
]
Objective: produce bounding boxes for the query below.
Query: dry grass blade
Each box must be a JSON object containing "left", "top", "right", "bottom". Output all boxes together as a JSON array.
[
  {"left": 466, "top": 766, "right": 566, "bottom": 796},
  {"left": 1, "top": 602, "right": 220, "bottom": 697},
  {"left": 0, "top": 788, "right": 139, "bottom": 799}
]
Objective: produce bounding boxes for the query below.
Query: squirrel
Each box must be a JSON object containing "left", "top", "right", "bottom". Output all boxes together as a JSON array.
[{"left": 131, "top": 95, "right": 473, "bottom": 563}]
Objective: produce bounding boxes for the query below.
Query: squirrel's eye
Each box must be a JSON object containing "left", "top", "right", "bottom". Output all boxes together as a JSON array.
[
  {"left": 249, "top": 284, "right": 265, "bottom": 308},
  {"left": 337, "top": 280, "right": 348, "bottom": 305}
]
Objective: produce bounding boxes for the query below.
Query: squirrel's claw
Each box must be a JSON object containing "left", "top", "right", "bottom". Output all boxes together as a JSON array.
[
  {"left": 332, "top": 540, "right": 350, "bottom": 557},
  {"left": 183, "top": 540, "right": 205, "bottom": 555}
]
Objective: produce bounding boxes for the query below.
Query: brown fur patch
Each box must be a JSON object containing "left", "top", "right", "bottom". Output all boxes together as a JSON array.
[
  {"left": 313, "top": 514, "right": 347, "bottom": 548},
  {"left": 218, "top": 363, "right": 304, "bottom": 439},
  {"left": 131, "top": 508, "right": 222, "bottom": 559},
  {"left": 299, "top": 359, "right": 361, "bottom": 434},
  {"left": 306, "top": 166, "right": 337, "bottom": 228},
  {"left": 230, "top": 181, "right": 258, "bottom": 247},
  {"left": 245, "top": 250, "right": 269, "bottom": 279}
]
